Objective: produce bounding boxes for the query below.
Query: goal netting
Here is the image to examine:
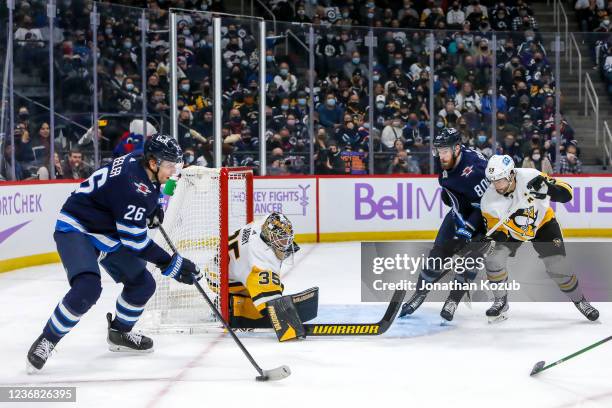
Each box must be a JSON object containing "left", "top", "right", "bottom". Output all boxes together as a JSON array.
[{"left": 139, "top": 166, "right": 253, "bottom": 333}]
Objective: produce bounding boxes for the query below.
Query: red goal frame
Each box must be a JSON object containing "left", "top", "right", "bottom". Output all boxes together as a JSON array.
[{"left": 219, "top": 167, "right": 254, "bottom": 321}]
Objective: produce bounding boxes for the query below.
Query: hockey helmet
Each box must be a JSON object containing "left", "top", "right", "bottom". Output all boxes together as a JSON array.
[
  {"left": 144, "top": 134, "right": 183, "bottom": 164},
  {"left": 486, "top": 154, "right": 515, "bottom": 182},
  {"left": 433, "top": 127, "right": 462, "bottom": 149}
]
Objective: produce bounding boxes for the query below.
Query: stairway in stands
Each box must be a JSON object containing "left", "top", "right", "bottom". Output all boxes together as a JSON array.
[{"left": 532, "top": 2, "right": 612, "bottom": 171}]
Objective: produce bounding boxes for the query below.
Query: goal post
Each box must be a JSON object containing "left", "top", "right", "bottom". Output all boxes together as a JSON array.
[{"left": 139, "top": 166, "right": 253, "bottom": 333}]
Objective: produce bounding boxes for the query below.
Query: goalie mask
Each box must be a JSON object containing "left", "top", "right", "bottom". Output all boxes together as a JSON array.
[{"left": 261, "top": 212, "right": 299, "bottom": 261}]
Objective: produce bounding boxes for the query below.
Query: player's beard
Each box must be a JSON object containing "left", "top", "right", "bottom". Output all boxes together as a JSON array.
[{"left": 440, "top": 154, "right": 457, "bottom": 170}]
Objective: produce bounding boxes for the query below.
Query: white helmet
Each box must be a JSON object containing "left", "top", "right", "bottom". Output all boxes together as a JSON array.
[{"left": 486, "top": 154, "right": 515, "bottom": 182}]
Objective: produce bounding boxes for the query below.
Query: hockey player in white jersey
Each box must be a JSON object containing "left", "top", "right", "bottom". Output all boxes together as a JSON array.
[
  {"left": 480, "top": 154, "right": 599, "bottom": 322},
  {"left": 222, "top": 212, "right": 318, "bottom": 341}
]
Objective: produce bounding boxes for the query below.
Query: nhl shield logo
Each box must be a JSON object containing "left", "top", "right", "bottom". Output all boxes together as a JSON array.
[{"left": 134, "top": 182, "right": 152, "bottom": 196}]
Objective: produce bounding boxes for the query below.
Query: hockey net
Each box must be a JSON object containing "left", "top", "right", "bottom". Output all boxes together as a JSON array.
[{"left": 139, "top": 166, "right": 253, "bottom": 333}]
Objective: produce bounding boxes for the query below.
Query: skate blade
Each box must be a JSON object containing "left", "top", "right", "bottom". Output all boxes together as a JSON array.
[
  {"left": 26, "top": 360, "right": 41, "bottom": 375},
  {"left": 487, "top": 313, "right": 508, "bottom": 324},
  {"left": 107, "top": 344, "right": 154, "bottom": 353},
  {"left": 398, "top": 304, "right": 414, "bottom": 318}
]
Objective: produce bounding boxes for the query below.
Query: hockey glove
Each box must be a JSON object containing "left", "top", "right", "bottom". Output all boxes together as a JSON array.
[
  {"left": 448, "top": 226, "right": 473, "bottom": 254},
  {"left": 147, "top": 205, "right": 164, "bottom": 229},
  {"left": 160, "top": 253, "right": 202, "bottom": 285},
  {"left": 526, "top": 175, "right": 551, "bottom": 199}
]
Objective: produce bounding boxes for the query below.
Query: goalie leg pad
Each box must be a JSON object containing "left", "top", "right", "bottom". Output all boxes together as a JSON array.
[{"left": 266, "top": 296, "right": 306, "bottom": 342}]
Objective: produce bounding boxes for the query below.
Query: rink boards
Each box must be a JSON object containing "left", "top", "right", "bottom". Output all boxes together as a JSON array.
[{"left": 1, "top": 174, "right": 612, "bottom": 272}]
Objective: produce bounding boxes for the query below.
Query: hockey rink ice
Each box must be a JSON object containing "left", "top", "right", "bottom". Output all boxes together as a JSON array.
[{"left": 1, "top": 240, "right": 612, "bottom": 408}]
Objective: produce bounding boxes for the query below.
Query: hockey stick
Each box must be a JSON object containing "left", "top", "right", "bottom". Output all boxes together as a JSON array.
[
  {"left": 157, "top": 225, "right": 291, "bottom": 382},
  {"left": 530, "top": 336, "right": 612, "bottom": 376},
  {"left": 303, "top": 289, "right": 406, "bottom": 336}
]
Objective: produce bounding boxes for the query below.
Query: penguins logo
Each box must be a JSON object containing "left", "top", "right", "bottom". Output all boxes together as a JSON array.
[{"left": 509, "top": 206, "right": 538, "bottom": 238}]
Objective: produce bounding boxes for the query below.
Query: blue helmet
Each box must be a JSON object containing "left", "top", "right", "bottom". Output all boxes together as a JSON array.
[
  {"left": 143, "top": 134, "right": 183, "bottom": 163},
  {"left": 433, "top": 127, "right": 462, "bottom": 148}
]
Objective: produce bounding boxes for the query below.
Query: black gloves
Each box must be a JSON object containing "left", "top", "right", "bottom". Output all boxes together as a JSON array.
[{"left": 147, "top": 205, "right": 164, "bottom": 229}]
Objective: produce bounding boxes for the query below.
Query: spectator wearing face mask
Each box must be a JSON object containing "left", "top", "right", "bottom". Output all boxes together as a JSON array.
[
  {"left": 315, "top": 32, "right": 345, "bottom": 76},
  {"left": 324, "top": 141, "right": 346, "bottom": 175},
  {"left": 513, "top": 6, "right": 538, "bottom": 31},
  {"left": 576, "top": 0, "right": 605, "bottom": 32},
  {"left": 293, "top": 90, "right": 309, "bottom": 121},
  {"left": 294, "top": 4, "right": 312, "bottom": 23},
  {"left": 438, "top": 99, "right": 462, "bottom": 127},
  {"left": 501, "top": 133, "right": 523, "bottom": 165},
  {"left": 273, "top": 62, "right": 298, "bottom": 95},
  {"left": 474, "top": 131, "right": 493, "bottom": 158},
  {"left": 402, "top": 113, "right": 429, "bottom": 147},
  {"left": 381, "top": 116, "right": 406, "bottom": 150},
  {"left": 317, "top": 93, "right": 344, "bottom": 129},
  {"left": 178, "top": 78, "right": 197, "bottom": 109},
  {"left": 195, "top": 109, "right": 214, "bottom": 139},
  {"left": 343, "top": 51, "right": 369, "bottom": 79},
  {"left": 522, "top": 147, "right": 554, "bottom": 174},
  {"left": 558, "top": 144, "right": 583, "bottom": 174},
  {"left": 446, "top": 1, "right": 465, "bottom": 28},
  {"left": 116, "top": 77, "right": 141, "bottom": 113},
  {"left": 496, "top": 112, "right": 520, "bottom": 138},
  {"left": 183, "top": 147, "right": 197, "bottom": 168},
  {"left": 492, "top": 6, "right": 512, "bottom": 30},
  {"left": 225, "top": 108, "right": 245, "bottom": 135},
  {"left": 335, "top": 114, "right": 364, "bottom": 150}
]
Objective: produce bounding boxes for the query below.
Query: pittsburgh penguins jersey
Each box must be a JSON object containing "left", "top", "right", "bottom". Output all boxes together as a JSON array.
[
  {"left": 228, "top": 219, "right": 284, "bottom": 312},
  {"left": 481, "top": 168, "right": 572, "bottom": 241},
  {"left": 55, "top": 153, "right": 171, "bottom": 265},
  {"left": 436, "top": 147, "right": 490, "bottom": 232}
]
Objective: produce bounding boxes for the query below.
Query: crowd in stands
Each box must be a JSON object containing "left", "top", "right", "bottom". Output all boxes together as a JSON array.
[
  {"left": 575, "top": 0, "right": 612, "bottom": 101},
  {"left": 1, "top": 0, "right": 588, "bottom": 180}
]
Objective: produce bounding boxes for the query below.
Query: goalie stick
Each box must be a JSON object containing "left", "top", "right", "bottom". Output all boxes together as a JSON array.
[
  {"left": 303, "top": 289, "right": 406, "bottom": 336},
  {"left": 157, "top": 225, "right": 290, "bottom": 382}
]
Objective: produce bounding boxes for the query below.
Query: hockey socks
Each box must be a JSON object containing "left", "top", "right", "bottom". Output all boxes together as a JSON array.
[
  {"left": 42, "top": 273, "right": 101, "bottom": 343},
  {"left": 110, "top": 295, "right": 146, "bottom": 332}
]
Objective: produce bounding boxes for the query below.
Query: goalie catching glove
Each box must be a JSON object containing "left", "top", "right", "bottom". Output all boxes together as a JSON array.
[{"left": 159, "top": 253, "right": 202, "bottom": 285}]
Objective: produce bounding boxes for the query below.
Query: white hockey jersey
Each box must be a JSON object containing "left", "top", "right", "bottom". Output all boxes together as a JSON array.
[
  {"left": 481, "top": 168, "right": 571, "bottom": 241},
  {"left": 228, "top": 219, "right": 284, "bottom": 311}
]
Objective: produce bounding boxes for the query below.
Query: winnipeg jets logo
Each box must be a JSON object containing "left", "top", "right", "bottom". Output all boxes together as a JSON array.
[
  {"left": 134, "top": 182, "right": 151, "bottom": 196},
  {"left": 461, "top": 166, "right": 473, "bottom": 177}
]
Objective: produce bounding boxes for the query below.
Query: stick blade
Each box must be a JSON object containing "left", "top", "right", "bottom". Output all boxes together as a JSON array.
[
  {"left": 256, "top": 365, "right": 291, "bottom": 382},
  {"left": 530, "top": 361, "right": 545, "bottom": 376}
]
